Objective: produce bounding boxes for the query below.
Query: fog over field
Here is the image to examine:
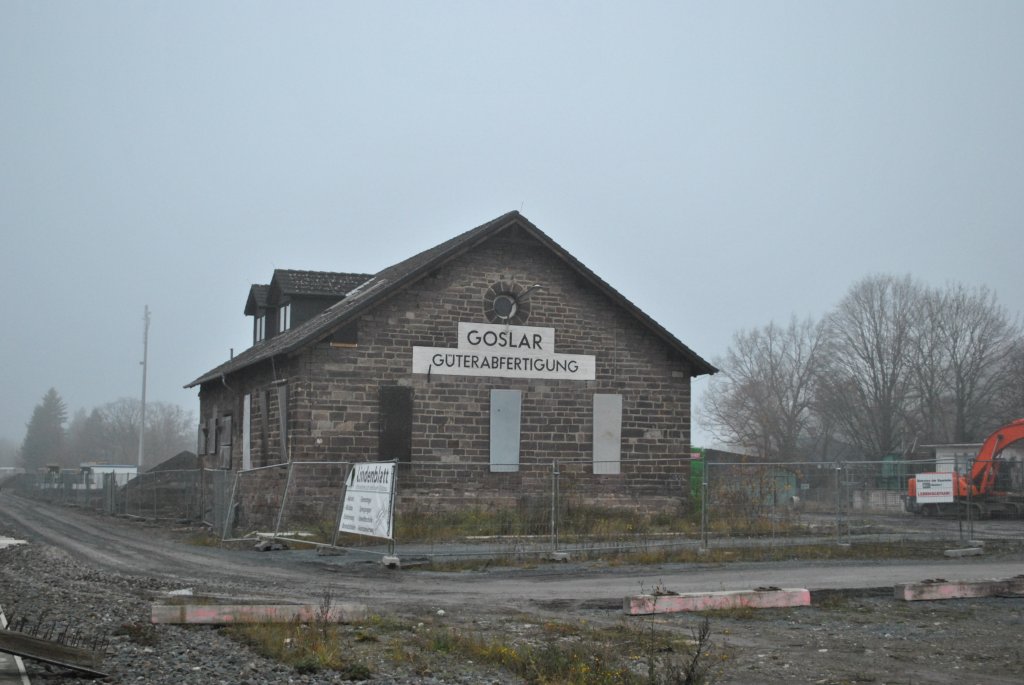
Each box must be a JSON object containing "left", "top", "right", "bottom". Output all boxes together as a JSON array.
[{"left": 2, "top": 2, "right": 1021, "bottom": 450}]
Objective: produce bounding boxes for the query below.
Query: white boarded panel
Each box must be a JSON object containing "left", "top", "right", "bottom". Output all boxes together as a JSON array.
[
  {"left": 490, "top": 389, "right": 522, "bottom": 472},
  {"left": 593, "top": 394, "right": 622, "bottom": 475},
  {"left": 242, "top": 394, "right": 252, "bottom": 471}
]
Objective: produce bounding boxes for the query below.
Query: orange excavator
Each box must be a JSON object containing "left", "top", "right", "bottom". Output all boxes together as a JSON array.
[{"left": 906, "top": 418, "right": 1024, "bottom": 518}]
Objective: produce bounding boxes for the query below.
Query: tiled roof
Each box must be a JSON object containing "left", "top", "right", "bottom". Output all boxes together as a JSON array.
[
  {"left": 272, "top": 270, "right": 373, "bottom": 298},
  {"left": 186, "top": 211, "right": 717, "bottom": 387},
  {"left": 243, "top": 284, "right": 271, "bottom": 316}
]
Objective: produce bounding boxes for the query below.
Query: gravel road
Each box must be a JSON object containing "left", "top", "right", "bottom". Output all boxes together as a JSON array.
[{"left": 2, "top": 493, "right": 1023, "bottom": 684}]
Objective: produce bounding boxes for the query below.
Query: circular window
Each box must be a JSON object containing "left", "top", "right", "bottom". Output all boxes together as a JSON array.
[
  {"left": 484, "top": 281, "right": 531, "bottom": 324},
  {"left": 492, "top": 294, "right": 518, "bottom": 319}
]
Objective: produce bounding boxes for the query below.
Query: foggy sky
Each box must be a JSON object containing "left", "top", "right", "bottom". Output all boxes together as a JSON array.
[{"left": 2, "top": 2, "right": 1022, "bottom": 448}]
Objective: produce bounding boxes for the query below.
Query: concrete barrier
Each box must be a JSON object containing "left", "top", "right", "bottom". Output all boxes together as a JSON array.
[
  {"left": 894, "top": 576, "right": 1024, "bottom": 601},
  {"left": 943, "top": 547, "right": 984, "bottom": 558},
  {"left": 624, "top": 588, "right": 811, "bottom": 615}
]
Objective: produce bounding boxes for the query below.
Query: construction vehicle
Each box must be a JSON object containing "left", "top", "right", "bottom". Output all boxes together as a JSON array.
[{"left": 905, "top": 418, "right": 1024, "bottom": 518}]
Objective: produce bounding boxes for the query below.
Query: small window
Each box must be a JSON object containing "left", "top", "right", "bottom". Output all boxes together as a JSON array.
[
  {"left": 279, "top": 303, "right": 291, "bottom": 332},
  {"left": 255, "top": 314, "right": 267, "bottom": 343}
]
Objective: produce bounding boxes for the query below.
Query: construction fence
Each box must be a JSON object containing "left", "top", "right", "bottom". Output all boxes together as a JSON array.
[{"left": 7, "top": 456, "right": 1023, "bottom": 561}]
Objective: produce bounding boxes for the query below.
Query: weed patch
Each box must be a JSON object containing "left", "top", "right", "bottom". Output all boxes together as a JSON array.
[{"left": 113, "top": 621, "right": 159, "bottom": 646}]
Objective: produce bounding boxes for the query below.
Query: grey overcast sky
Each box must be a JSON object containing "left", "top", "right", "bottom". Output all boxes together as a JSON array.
[{"left": 1, "top": 2, "right": 1022, "bottom": 448}]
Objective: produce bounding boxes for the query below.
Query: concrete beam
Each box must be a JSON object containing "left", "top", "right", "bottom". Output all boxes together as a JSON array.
[
  {"left": 894, "top": 576, "right": 1024, "bottom": 601},
  {"left": 151, "top": 603, "right": 367, "bottom": 625},
  {"left": 624, "top": 588, "right": 811, "bottom": 615},
  {"left": 943, "top": 547, "right": 984, "bottom": 558}
]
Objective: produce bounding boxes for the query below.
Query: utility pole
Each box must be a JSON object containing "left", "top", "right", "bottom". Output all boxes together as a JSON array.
[{"left": 138, "top": 306, "right": 150, "bottom": 469}]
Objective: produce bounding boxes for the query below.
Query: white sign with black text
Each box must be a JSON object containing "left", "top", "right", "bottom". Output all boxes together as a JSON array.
[
  {"left": 339, "top": 462, "right": 397, "bottom": 539},
  {"left": 915, "top": 472, "right": 955, "bottom": 503},
  {"left": 412, "top": 322, "right": 596, "bottom": 381}
]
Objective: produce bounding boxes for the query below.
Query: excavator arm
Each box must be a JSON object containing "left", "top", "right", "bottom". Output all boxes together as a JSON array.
[{"left": 968, "top": 418, "right": 1024, "bottom": 495}]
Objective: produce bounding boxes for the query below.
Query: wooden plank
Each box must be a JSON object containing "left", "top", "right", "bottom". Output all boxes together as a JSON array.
[
  {"left": 151, "top": 603, "right": 367, "bottom": 625},
  {"left": 0, "top": 630, "right": 106, "bottom": 678}
]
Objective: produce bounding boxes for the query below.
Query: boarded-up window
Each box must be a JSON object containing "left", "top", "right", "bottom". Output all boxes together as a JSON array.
[
  {"left": 242, "top": 394, "right": 252, "bottom": 471},
  {"left": 219, "top": 414, "right": 233, "bottom": 446},
  {"left": 490, "top": 389, "right": 522, "bottom": 472},
  {"left": 276, "top": 384, "right": 288, "bottom": 462},
  {"left": 197, "top": 424, "right": 206, "bottom": 455},
  {"left": 379, "top": 386, "right": 413, "bottom": 462},
  {"left": 207, "top": 417, "right": 216, "bottom": 456},
  {"left": 259, "top": 390, "right": 269, "bottom": 466},
  {"left": 219, "top": 414, "right": 233, "bottom": 469},
  {"left": 593, "top": 394, "right": 622, "bottom": 475}
]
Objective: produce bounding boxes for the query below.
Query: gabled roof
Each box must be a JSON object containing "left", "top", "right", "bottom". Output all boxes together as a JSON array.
[
  {"left": 243, "top": 284, "right": 271, "bottom": 316},
  {"left": 187, "top": 211, "right": 717, "bottom": 387},
  {"left": 271, "top": 269, "right": 374, "bottom": 298}
]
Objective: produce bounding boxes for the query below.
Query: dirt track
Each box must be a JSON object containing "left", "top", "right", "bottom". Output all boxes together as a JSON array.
[{"left": 2, "top": 494, "right": 1024, "bottom": 684}]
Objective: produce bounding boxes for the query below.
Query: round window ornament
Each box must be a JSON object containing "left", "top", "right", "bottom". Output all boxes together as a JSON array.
[{"left": 484, "top": 281, "right": 532, "bottom": 325}]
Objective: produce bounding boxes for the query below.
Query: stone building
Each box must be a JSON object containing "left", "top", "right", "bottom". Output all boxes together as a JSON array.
[{"left": 186, "top": 211, "right": 716, "bottom": 513}]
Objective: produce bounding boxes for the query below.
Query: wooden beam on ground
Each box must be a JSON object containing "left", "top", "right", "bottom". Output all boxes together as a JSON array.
[
  {"left": 151, "top": 602, "right": 368, "bottom": 625},
  {"left": 0, "top": 629, "right": 107, "bottom": 678},
  {"left": 624, "top": 588, "right": 811, "bottom": 615}
]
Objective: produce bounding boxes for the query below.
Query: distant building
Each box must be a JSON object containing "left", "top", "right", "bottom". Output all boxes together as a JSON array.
[
  {"left": 76, "top": 463, "right": 137, "bottom": 490},
  {"left": 927, "top": 442, "right": 1024, "bottom": 490},
  {"left": 186, "top": 211, "right": 716, "bottom": 512}
]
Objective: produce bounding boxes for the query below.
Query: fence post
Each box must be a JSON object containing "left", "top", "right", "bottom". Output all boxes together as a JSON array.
[
  {"left": 700, "top": 460, "right": 709, "bottom": 550},
  {"left": 274, "top": 462, "right": 296, "bottom": 539},
  {"left": 550, "top": 460, "right": 560, "bottom": 551},
  {"left": 331, "top": 463, "right": 350, "bottom": 548},
  {"left": 198, "top": 464, "right": 205, "bottom": 524},
  {"left": 222, "top": 470, "right": 240, "bottom": 541},
  {"left": 834, "top": 461, "right": 843, "bottom": 545},
  {"left": 965, "top": 457, "right": 975, "bottom": 542}
]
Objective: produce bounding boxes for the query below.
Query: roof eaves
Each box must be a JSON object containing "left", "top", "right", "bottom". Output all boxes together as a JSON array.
[{"left": 187, "top": 210, "right": 716, "bottom": 386}]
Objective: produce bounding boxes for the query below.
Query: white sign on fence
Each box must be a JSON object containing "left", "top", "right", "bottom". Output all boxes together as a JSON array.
[
  {"left": 915, "top": 472, "right": 955, "bottom": 503},
  {"left": 339, "top": 462, "right": 396, "bottom": 539}
]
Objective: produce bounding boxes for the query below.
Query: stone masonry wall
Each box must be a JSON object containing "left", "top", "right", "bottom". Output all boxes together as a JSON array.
[{"left": 197, "top": 227, "right": 696, "bottom": 522}]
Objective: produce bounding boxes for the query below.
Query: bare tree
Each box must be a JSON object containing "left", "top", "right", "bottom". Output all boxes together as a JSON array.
[
  {"left": 819, "top": 275, "right": 921, "bottom": 459},
  {"left": 98, "top": 398, "right": 141, "bottom": 464},
  {"left": 144, "top": 402, "right": 195, "bottom": 464},
  {"left": 992, "top": 337, "right": 1024, "bottom": 422},
  {"left": 702, "top": 316, "right": 826, "bottom": 459},
  {"left": 905, "top": 286, "right": 950, "bottom": 444},
  {"left": 932, "top": 284, "right": 1018, "bottom": 441},
  {"left": 96, "top": 398, "right": 194, "bottom": 467}
]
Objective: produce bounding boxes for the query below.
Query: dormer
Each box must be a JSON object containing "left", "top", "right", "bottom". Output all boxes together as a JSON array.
[
  {"left": 244, "top": 284, "right": 271, "bottom": 344},
  {"left": 245, "top": 270, "right": 373, "bottom": 346}
]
